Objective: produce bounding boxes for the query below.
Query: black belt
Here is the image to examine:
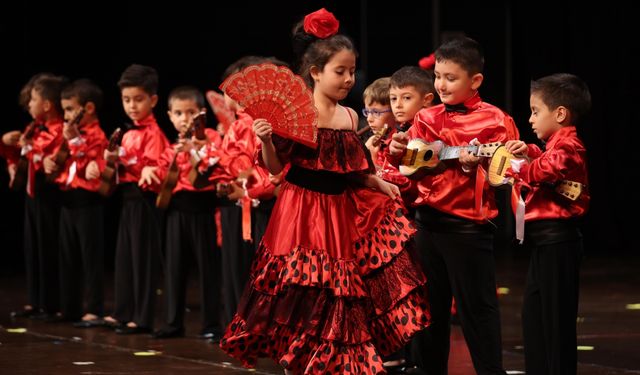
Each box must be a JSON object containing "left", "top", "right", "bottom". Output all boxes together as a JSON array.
[
  {"left": 415, "top": 205, "right": 493, "bottom": 234},
  {"left": 169, "top": 190, "right": 217, "bottom": 212},
  {"left": 525, "top": 219, "right": 581, "bottom": 246},
  {"left": 285, "top": 165, "right": 348, "bottom": 195}
]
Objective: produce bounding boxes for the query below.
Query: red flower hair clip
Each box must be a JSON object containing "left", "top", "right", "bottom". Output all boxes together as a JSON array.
[
  {"left": 303, "top": 8, "right": 340, "bottom": 39},
  {"left": 418, "top": 53, "right": 436, "bottom": 70}
]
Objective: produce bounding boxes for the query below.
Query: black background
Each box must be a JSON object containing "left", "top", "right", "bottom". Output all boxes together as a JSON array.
[{"left": 1, "top": 0, "right": 638, "bottom": 274}]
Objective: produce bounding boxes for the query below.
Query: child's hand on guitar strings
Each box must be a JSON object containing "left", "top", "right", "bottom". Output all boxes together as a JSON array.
[
  {"left": 505, "top": 140, "right": 528, "bottom": 157},
  {"left": 389, "top": 132, "right": 409, "bottom": 155}
]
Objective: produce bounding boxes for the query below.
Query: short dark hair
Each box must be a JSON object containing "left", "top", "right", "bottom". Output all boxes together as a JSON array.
[
  {"left": 117, "top": 64, "right": 159, "bottom": 95},
  {"left": 435, "top": 37, "right": 484, "bottom": 75},
  {"left": 61, "top": 79, "right": 104, "bottom": 111},
  {"left": 390, "top": 66, "right": 435, "bottom": 96},
  {"left": 31, "top": 74, "right": 68, "bottom": 114},
  {"left": 530, "top": 73, "right": 591, "bottom": 125},
  {"left": 19, "top": 72, "right": 55, "bottom": 109},
  {"left": 167, "top": 85, "right": 205, "bottom": 109},
  {"left": 221, "top": 56, "right": 289, "bottom": 82}
]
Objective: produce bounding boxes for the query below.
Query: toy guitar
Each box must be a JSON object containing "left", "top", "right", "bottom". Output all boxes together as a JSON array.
[
  {"left": 156, "top": 112, "right": 206, "bottom": 209},
  {"left": 400, "top": 138, "right": 501, "bottom": 179},
  {"left": 488, "top": 146, "right": 585, "bottom": 200},
  {"left": 187, "top": 112, "right": 213, "bottom": 189},
  {"left": 10, "top": 122, "right": 38, "bottom": 191},
  {"left": 97, "top": 127, "right": 124, "bottom": 197},
  {"left": 46, "top": 108, "right": 85, "bottom": 182}
]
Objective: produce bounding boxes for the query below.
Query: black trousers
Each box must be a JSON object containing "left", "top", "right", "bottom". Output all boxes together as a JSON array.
[
  {"left": 411, "top": 208, "right": 506, "bottom": 375},
  {"left": 522, "top": 221, "right": 582, "bottom": 375},
  {"left": 23, "top": 172, "right": 60, "bottom": 313},
  {"left": 163, "top": 191, "right": 221, "bottom": 331},
  {"left": 219, "top": 198, "right": 274, "bottom": 325},
  {"left": 112, "top": 184, "right": 161, "bottom": 328},
  {"left": 58, "top": 190, "right": 104, "bottom": 320}
]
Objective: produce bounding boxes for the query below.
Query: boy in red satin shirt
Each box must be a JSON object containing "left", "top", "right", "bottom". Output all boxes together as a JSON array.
[
  {"left": 506, "top": 73, "right": 590, "bottom": 375},
  {"left": 390, "top": 37, "right": 519, "bottom": 375}
]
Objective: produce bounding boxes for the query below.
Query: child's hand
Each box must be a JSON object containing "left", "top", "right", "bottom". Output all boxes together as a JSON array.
[
  {"left": 377, "top": 178, "right": 401, "bottom": 199},
  {"left": 7, "top": 164, "right": 16, "bottom": 185},
  {"left": 104, "top": 149, "right": 118, "bottom": 163},
  {"left": 253, "top": 119, "right": 272, "bottom": 143},
  {"left": 42, "top": 155, "right": 58, "bottom": 174},
  {"left": 459, "top": 139, "right": 481, "bottom": 170},
  {"left": 85, "top": 161, "right": 100, "bottom": 180},
  {"left": 389, "top": 132, "right": 409, "bottom": 155},
  {"left": 139, "top": 166, "right": 160, "bottom": 186},
  {"left": 505, "top": 140, "right": 527, "bottom": 157},
  {"left": 63, "top": 123, "right": 80, "bottom": 140},
  {"left": 365, "top": 134, "right": 381, "bottom": 159},
  {"left": 226, "top": 182, "right": 245, "bottom": 201},
  {"left": 2, "top": 130, "right": 21, "bottom": 146}
]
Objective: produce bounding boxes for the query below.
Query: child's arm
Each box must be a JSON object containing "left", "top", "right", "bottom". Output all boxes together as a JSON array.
[
  {"left": 253, "top": 119, "right": 283, "bottom": 175},
  {"left": 520, "top": 143, "right": 578, "bottom": 184}
]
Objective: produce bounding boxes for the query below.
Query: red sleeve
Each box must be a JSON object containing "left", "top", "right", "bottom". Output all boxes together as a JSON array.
[{"left": 520, "top": 142, "right": 579, "bottom": 184}]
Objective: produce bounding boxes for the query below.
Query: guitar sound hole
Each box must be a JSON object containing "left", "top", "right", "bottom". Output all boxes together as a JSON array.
[{"left": 423, "top": 150, "right": 433, "bottom": 161}]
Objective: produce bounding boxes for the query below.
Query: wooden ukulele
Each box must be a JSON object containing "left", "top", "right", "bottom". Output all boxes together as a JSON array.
[
  {"left": 97, "top": 127, "right": 123, "bottom": 197},
  {"left": 46, "top": 109, "right": 85, "bottom": 182},
  {"left": 488, "top": 147, "right": 585, "bottom": 200},
  {"left": 400, "top": 139, "right": 501, "bottom": 179},
  {"left": 371, "top": 124, "right": 390, "bottom": 147},
  {"left": 186, "top": 112, "right": 212, "bottom": 189},
  {"left": 156, "top": 112, "right": 206, "bottom": 209},
  {"left": 10, "top": 122, "right": 39, "bottom": 191}
]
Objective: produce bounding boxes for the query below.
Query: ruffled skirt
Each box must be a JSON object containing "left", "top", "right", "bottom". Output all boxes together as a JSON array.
[{"left": 220, "top": 181, "right": 430, "bottom": 374}]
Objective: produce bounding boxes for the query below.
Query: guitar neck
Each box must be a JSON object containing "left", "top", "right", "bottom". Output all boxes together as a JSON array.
[{"left": 439, "top": 145, "right": 478, "bottom": 161}]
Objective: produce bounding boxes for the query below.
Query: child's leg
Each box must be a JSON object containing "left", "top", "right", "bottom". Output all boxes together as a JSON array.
[
  {"left": 440, "top": 231, "right": 506, "bottom": 375},
  {"left": 409, "top": 222, "right": 453, "bottom": 374},
  {"left": 112, "top": 202, "right": 135, "bottom": 323},
  {"left": 59, "top": 206, "right": 82, "bottom": 320},
  {"left": 527, "top": 240, "right": 582, "bottom": 375},
  {"left": 522, "top": 248, "right": 548, "bottom": 375},
  {"left": 193, "top": 211, "right": 221, "bottom": 333},
  {"left": 163, "top": 209, "right": 188, "bottom": 330},
  {"left": 79, "top": 204, "right": 105, "bottom": 317}
]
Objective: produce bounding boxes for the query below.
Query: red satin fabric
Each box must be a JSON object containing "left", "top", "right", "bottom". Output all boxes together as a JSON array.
[
  {"left": 0, "top": 143, "right": 19, "bottom": 165},
  {"left": 53, "top": 120, "right": 108, "bottom": 192},
  {"left": 522, "top": 126, "right": 589, "bottom": 221},
  {"left": 375, "top": 128, "right": 417, "bottom": 204},
  {"left": 156, "top": 128, "right": 230, "bottom": 192},
  {"left": 31, "top": 118, "right": 64, "bottom": 173},
  {"left": 117, "top": 114, "right": 170, "bottom": 192},
  {"left": 220, "top": 128, "right": 430, "bottom": 374},
  {"left": 396, "top": 95, "right": 520, "bottom": 222},
  {"left": 221, "top": 111, "right": 256, "bottom": 177}
]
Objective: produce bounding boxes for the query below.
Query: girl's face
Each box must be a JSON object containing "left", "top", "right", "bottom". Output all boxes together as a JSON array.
[{"left": 312, "top": 49, "right": 356, "bottom": 101}]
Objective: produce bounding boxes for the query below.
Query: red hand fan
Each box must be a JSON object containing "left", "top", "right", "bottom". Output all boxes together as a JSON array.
[
  {"left": 205, "top": 90, "right": 235, "bottom": 134},
  {"left": 220, "top": 63, "right": 318, "bottom": 148}
]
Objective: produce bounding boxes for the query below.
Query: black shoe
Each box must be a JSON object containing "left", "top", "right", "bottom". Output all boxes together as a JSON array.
[
  {"left": 73, "top": 319, "right": 105, "bottom": 328},
  {"left": 198, "top": 327, "right": 222, "bottom": 341},
  {"left": 10, "top": 308, "right": 37, "bottom": 319},
  {"left": 384, "top": 365, "right": 426, "bottom": 374},
  {"left": 115, "top": 326, "right": 152, "bottom": 335},
  {"left": 152, "top": 326, "right": 185, "bottom": 339}
]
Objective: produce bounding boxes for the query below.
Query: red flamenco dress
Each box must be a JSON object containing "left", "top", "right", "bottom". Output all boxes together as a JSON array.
[{"left": 220, "top": 128, "right": 430, "bottom": 374}]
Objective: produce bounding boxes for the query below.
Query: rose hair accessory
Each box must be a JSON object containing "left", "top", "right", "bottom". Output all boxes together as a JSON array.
[
  {"left": 303, "top": 8, "right": 339, "bottom": 39},
  {"left": 419, "top": 53, "right": 436, "bottom": 70}
]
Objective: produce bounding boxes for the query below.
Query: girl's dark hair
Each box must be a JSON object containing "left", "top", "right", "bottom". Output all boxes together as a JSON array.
[
  {"left": 291, "top": 20, "right": 356, "bottom": 89},
  {"left": 221, "top": 56, "right": 288, "bottom": 82}
]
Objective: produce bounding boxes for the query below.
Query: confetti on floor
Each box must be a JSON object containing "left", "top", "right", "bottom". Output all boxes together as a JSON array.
[
  {"left": 6, "top": 328, "right": 26, "bottom": 333},
  {"left": 72, "top": 362, "right": 95, "bottom": 365},
  {"left": 506, "top": 371, "right": 525, "bottom": 374},
  {"left": 578, "top": 345, "right": 595, "bottom": 351},
  {"left": 497, "top": 287, "right": 510, "bottom": 295},
  {"left": 134, "top": 351, "right": 161, "bottom": 356},
  {"left": 626, "top": 303, "right": 640, "bottom": 310}
]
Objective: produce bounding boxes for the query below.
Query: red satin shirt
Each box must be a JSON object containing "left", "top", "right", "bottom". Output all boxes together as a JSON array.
[
  {"left": 392, "top": 94, "right": 520, "bottom": 222},
  {"left": 53, "top": 120, "right": 108, "bottom": 192},
  {"left": 521, "top": 126, "right": 589, "bottom": 221},
  {"left": 30, "top": 119, "right": 64, "bottom": 173},
  {"left": 375, "top": 127, "right": 415, "bottom": 201},
  {"left": 117, "top": 114, "right": 170, "bottom": 192}
]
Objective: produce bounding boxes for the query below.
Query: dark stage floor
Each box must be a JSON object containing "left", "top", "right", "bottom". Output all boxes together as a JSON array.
[{"left": 1, "top": 251, "right": 639, "bottom": 374}]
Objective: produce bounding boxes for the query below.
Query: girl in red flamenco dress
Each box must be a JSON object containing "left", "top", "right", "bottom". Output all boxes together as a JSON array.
[{"left": 219, "top": 8, "right": 431, "bottom": 374}]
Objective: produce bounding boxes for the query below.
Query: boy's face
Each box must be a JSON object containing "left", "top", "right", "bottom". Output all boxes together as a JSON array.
[
  {"left": 121, "top": 86, "right": 157, "bottom": 122},
  {"left": 28, "top": 88, "right": 48, "bottom": 121},
  {"left": 389, "top": 85, "right": 431, "bottom": 124},
  {"left": 362, "top": 100, "right": 394, "bottom": 133},
  {"left": 529, "top": 93, "right": 562, "bottom": 141},
  {"left": 61, "top": 96, "right": 88, "bottom": 126},
  {"left": 434, "top": 59, "right": 482, "bottom": 105},
  {"left": 168, "top": 98, "right": 202, "bottom": 135}
]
